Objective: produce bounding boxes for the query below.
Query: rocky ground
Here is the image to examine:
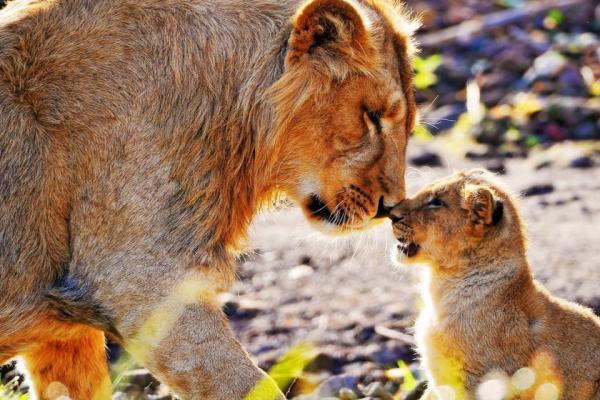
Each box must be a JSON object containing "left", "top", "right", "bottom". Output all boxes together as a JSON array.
[
  {"left": 1, "top": 0, "right": 599, "bottom": 399},
  {"left": 412, "top": 0, "right": 599, "bottom": 151}
]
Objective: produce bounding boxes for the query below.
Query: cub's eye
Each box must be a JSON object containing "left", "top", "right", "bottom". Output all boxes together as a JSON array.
[
  {"left": 366, "top": 110, "right": 383, "bottom": 133},
  {"left": 425, "top": 196, "right": 445, "bottom": 209}
]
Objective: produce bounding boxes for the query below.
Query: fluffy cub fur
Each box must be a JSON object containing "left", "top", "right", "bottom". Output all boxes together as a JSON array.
[{"left": 390, "top": 170, "right": 600, "bottom": 400}]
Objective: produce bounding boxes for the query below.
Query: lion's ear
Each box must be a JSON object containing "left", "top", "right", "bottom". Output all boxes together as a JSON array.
[
  {"left": 462, "top": 184, "right": 501, "bottom": 238},
  {"left": 287, "top": 0, "right": 373, "bottom": 66}
]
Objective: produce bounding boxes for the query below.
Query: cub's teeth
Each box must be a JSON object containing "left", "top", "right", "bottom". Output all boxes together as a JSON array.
[{"left": 396, "top": 242, "right": 419, "bottom": 257}]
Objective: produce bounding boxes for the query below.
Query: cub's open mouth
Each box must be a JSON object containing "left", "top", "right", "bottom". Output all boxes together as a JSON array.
[
  {"left": 397, "top": 241, "right": 420, "bottom": 257},
  {"left": 306, "top": 194, "right": 350, "bottom": 225}
]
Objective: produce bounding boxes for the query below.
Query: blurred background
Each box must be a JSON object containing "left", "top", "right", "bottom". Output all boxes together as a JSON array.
[{"left": 1, "top": 0, "right": 599, "bottom": 399}]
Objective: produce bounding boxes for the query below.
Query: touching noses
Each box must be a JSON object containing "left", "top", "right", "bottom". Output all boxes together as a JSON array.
[
  {"left": 375, "top": 186, "right": 406, "bottom": 218},
  {"left": 388, "top": 202, "right": 408, "bottom": 224}
]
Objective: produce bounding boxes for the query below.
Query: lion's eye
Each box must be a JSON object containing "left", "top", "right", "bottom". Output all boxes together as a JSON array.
[
  {"left": 366, "top": 110, "right": 383, "bottom": 134},
  {"left": 425, "top": 196, "right": 445, "bottom": 209}
]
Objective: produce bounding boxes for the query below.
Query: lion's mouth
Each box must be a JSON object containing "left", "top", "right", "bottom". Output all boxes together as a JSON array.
[
  {"left": 397, "top": 240, "right": 420, "bottom": 257},
  {"left": 306, "top": 193, "right": 350, "bottom": 226}
]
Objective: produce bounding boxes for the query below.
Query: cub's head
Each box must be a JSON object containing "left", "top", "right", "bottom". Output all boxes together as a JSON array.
[
  {"left": 268, "top": 0, "right": 418, "bottom": 233},
  {"left": 389, "top": 170, "right": 525, "bottom": 268}
]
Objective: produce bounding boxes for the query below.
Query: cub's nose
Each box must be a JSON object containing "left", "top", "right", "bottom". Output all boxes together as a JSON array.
[{"left": 388, "top": 203, "right": 406, "bottom": 224}]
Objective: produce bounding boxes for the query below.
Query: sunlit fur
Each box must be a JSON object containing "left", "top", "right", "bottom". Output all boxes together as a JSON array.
[
  {"left": 391, "top": 170, "right": 600, "bottom": 400},
  {"left": 0, "top": 0, "right": 417, "bottom": 398}
]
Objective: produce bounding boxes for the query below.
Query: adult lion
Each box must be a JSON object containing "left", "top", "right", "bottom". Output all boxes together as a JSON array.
[{"left": 0, "top": 0, "right": 417, "bottom": 398}]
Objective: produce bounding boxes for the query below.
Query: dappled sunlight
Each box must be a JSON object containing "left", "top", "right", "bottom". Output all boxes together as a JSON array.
[
  {"left": 126, "top": 271, "right": 220, "bottom": 365},
  {"left": 245, "top": 343, "right": 317, "bottom": 400},
  {"left": 510, "top": 367, "right": 536, "bottom": 391},
  {"left": 476, "top": 371, "right": 509, "bottom": 400},
  {"left": 44, "top": 382, "right": 69, "bottom": 400}
]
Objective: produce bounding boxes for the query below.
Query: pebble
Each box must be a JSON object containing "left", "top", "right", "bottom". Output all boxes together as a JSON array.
[
  {"left": 288, "top": 264, "right": 315, "bottom": 280},
  {"left": 339, "top": 387, "right": 359, "bottom": 400},
  {"left": 522, "top": 184, "right": 555, "bottom": 197},
  {"left": 543, "top": 123, "right": 568, "bottom": 142},
  {"left": 317, "top": 374, "right": 359, "bottom": 397},
  {"left": 485, "top": 160, "right": 507, "bottom": 175},
  {"left": 362, "top": 382, "right": 394, "bottom": 400},
  {"left": 410, "top": 152, "right": 442, "bottom": 167},
  {"left": 355, "top": 326, "right": 376, "bottom": 343},
  {"left": 570, "top": 156, "right": 594, "bottom": 169},
  {"left": 369, "top": 343, "right": 413, "bottom": 366},
  {"left": 531, "top": 51, "right": 567, "bottom": 78},
  {"left": 572, "top": 122, "right": 597, "bottom": 140}
]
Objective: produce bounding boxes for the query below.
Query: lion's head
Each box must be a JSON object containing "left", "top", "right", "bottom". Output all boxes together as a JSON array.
[
  {"left": 389, "top": 170, "right": 525, "bottom": 269},
  {"left": 267, "top": 0, "right": 418, "bottom": 233}
]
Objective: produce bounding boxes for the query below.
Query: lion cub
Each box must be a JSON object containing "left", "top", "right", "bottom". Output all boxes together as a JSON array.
[{"left": 390, "top": 170, "right": 600, "bottom": 400}]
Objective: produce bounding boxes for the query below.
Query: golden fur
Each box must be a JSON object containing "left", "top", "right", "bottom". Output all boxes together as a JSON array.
[
  {"left": 390, "top": 170, "right": 600, "bottom": 400},
  {"left": 0, "top": 0, "right": 417, "bottom": 398}
]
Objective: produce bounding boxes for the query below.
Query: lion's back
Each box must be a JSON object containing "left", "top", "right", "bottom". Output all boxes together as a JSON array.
[
  {"left": 0, "top": 0, "right": 294, "bottom": 301},
  {"left": 0, "top": 0, "right": 145, "bottom": 299}
]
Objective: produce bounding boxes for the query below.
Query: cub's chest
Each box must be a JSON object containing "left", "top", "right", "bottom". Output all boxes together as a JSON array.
[{"left": 416, "top": 314, "right": 470, "bottom": 400}]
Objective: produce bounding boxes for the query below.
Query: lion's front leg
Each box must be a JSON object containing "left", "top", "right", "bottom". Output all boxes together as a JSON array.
[
  {"left": 125, "top": 300, "right": 283, "bottom": 400},
  {"left": 96, "top": 268, "right": 284, "bottom": 400}
]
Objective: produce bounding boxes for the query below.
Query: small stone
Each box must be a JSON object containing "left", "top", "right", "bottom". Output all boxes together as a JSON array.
[
  {"left": 384, "top": 368, "right": 406, "bottom": 383},
  {"left": 522, "top": 184, "right": 554, "bottom": 197},
  {"left": 362, "top": 382, "right": 393, "bottom": 400},
  {"left": 485, "top": 160, "right": 507, "bottom": 175},
  {"left": 543, "top": 123, "right": 568, "bottom": 141},
  {"left": 570, "top": 156, "right": 594, "bottom": 169},
  {"left": 369, "top": 343, "right": 413, "bottom": 365},
  {"left": 532, "top": 51, "right": 567, "bottom": 77},
  {"left": 535, "top": 160, "right": 553, "bottom": 170},
  {"left": 287, "top": 264, "right": 314, "bottom": 280},
  {"left": 339, "top": 387, "right": 359, "bottom": 400},
  {"left": 572, "top": 122, "right": 598, "bottom": 140},
  {"left": 355, "top": 326, "right": 376, "bottom": 343},
  {"left": 317, "top": 374, "right": 358, "bottom": 397},
  {"left": 495, "top": 47, "right": 531, "bottom": 73},
  {"left": 410, "top": 152, "right": 442, "bottom": 167}
]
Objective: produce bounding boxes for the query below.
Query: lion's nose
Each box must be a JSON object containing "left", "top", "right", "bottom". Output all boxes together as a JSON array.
[{"left": 374, "top": 196, "right": 392, "bottom": 218}]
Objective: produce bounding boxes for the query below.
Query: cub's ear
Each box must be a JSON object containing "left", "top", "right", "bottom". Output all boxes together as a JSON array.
[
  {"left": 462, "top": 184, "right": 502, "bottom": 238},
  {"left": 287, "top": 0, "right": 374, "bottom": 67}
]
